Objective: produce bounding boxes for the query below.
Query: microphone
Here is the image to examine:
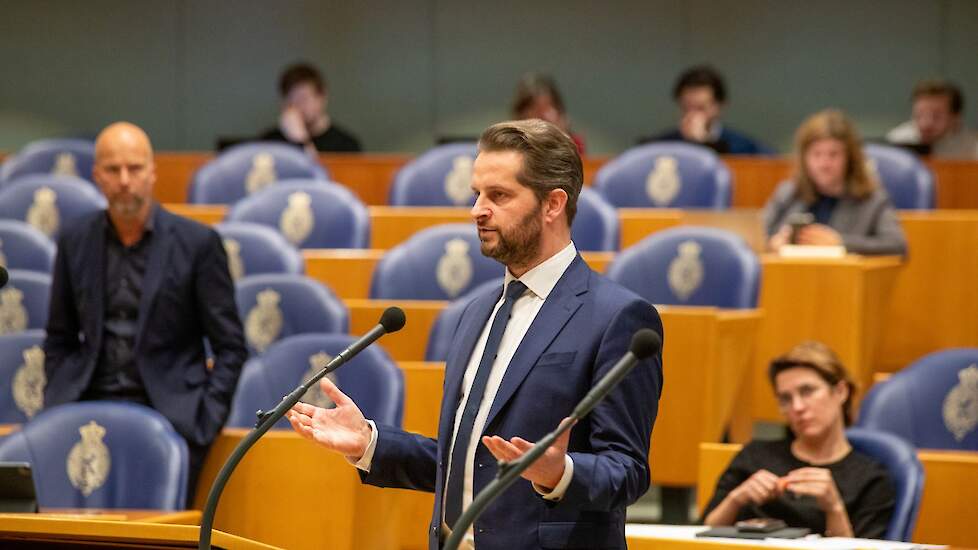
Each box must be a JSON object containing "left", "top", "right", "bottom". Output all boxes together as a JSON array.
[
  {"left": 444, "top": 328, "right": 661, "bottom": 550},
  {"left": 0, "top": 266, "right": 8, "bottom": 289},
  {"left": 198, "top": 307, "right": 406, "bottom": 550}
]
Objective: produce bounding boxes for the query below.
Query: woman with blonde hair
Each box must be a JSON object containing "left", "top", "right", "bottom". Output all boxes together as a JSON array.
[
  {"left": 703, "top": 341, "right": 895, "bottom": 538},
  {"left": 764, "top": 109, "right": 907, "bottom": 255}
]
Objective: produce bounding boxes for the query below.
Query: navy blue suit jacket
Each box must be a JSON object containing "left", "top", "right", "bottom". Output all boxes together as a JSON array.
[
  {"left": 644, "top": 127, "right": 772, "bottom": 155},
  {"left": 43, "top": 207, "right": 247, "bottom": 447},
  {"left": 362, "top": 255, "right": 663, "bottom": 550}
]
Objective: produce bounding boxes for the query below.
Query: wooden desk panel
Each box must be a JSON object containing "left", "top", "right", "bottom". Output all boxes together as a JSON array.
[
  {"left": 368, "top": 206, "right": 471, "bottom": 248},
  {"left": 163, "top": 203, "right": 226, "bottom": 225},
  {"left": 347, "top": 299, "right": 447, "bottom": 361},
  {"left": 724, "top": 156, "right": 791, "bottom": 208},
  {"left": 928, "top": 160, "right": 978, "bottom": 209},
  {"left": 697, "top": 444, "right": 978, "bottom": 547}
]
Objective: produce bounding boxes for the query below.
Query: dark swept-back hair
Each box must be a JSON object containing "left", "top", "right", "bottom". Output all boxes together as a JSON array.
[
  {"left": 278, "top": 63, "right": 327, "bottom": 97},
  {"left": 673, "top": 65, "right": 727, "bottom": 103},
  {"left": 768, "top": 341, "right": 857, "bottom": 426},
  {"left": 478, "top": 119, "right": 583, "bottom": 225},
  {"left": 511, "top": 73, "right": 566, "bottom": 118},
  {"left": 912, "top": 79, "right": 964, "bottom": 115}
]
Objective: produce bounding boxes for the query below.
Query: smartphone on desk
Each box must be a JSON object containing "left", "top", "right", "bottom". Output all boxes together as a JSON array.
[
  {"left": 735, "top": 518, "right": 787, "bottom": 533},
  {"left": 786, "top": 212, "right": 815, "bottom": 244}
]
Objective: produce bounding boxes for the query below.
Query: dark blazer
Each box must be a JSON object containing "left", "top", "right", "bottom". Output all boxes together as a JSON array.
[
  {"left": 43, "top": 206, "right": 247, "bottom": 447},
  {"left": 362, "top": 255, "right": 664, "bottom": 550},
  {"left": 763, "top": 181, "right": 908, "bottom": 256},
  {"left": 644, "top": 126, "right": 772, "bottom": 155}
]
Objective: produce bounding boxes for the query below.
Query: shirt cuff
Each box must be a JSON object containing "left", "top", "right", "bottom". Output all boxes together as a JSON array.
[
  {"left": 346, "top": 419, "right": 377, "bottom": 472},
  {"left": 533, "top": 455, "right": 574, "bottom": 501}
]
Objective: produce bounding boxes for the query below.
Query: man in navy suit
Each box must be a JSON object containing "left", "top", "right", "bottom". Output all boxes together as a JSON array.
[
  {"left": 288, "top": 119, "right": 663, "bottom": 549},
  {"left": 43, "top": 122, "right": 247, "bottom": 500}
]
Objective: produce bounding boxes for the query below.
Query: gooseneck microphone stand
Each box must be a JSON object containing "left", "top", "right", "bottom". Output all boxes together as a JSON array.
[
  {"left": 443, "top": 328, "right": 662, "bottom": 550},
  {"left": 197, "top": 307, "right": 406, "bottom": 550}
]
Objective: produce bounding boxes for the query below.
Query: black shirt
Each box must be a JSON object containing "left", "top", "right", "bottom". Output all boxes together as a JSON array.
[
  {"left": 702, "top": 438, "right": 896, "bottom": 539},
  {"left": 83, "top": 206, "right": 159, "bottom": 404},
  {"left": 262, "top": 123, "right": 362, "bottom": 152},
  {"left": 808, "top": 194, "right": 840, "bottom": 225}
]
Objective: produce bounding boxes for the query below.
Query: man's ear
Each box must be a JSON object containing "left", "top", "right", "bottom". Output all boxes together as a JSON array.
[{"left": 544, "top": 188, "right": 568, "bottom": 224}]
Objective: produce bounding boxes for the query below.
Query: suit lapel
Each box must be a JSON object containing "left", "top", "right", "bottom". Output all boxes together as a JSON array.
[
  {"left": 483, "top": 256, "right": 589, "bottom": 431},
  {"left": 134, "top": 208, "right": 173, "bottom": 351}
]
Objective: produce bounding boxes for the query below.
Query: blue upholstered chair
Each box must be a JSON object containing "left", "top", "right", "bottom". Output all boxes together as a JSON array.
[
  {"left": 188, "top": 142, "right": 329, "bottom": 204},
  {"left": 858, "top": 348, "right": 978, "bottom": 450},
  {"left": 225, "top": 180, "right": 369, "bottom": 249},
  {"left": 215, "top": 221, "right": 304, "bottom": 282},
  {"left": 235, "top": 274, "right": 348, "bottom": 355},
  {"left": 0, "top": 401, "right": 189, "bottom": 509},
  {"left": 863, "top": 143, "right": 935, "bottom": 210},
  {"left": 0, "top": 270, "right": 52, "bottom": 336},
  {"left": 572, "top": 187, "right": 620, "bottom": 251},
  {"left": 0, "top": 220, "right": 57, "bottom": 273},
  {"left": 0, "top": 329, "right": 47, "bottom": 423},
  {"left": 425, "top": 278, "right": 502, "bottom": 362},
  {"left": 227, "top": 333, "right": 404, "bottom": 429},
  {"left": 594, "top": 142, "right": 732, "bottom": 209},
  {"left": 370, "top": 223, "right": 502, "bottom": 300},
  {"left": 0, "top": 175, "right": 107, "bottom": 239},
  {"left": 606, "top": 226, "right": 760, "bottom": 308},
  {"left": 0, "top": 139, "right": 96, "bottom": 185},
  {"left": 388, "top": 142, "right": 479, "bottom": 206},
  {"left": 846, "top": 427, "right": 924, "bottom": 541}
]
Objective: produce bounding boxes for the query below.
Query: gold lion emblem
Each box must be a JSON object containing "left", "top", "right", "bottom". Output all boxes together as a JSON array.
[
  {"left": 52, "top": 152, "right": 79, "bottom": 177},
  {"left": 66, "top": 421, "right": 111, "bottom": 497},
  {"left": 246, "top": 289, "right": 284, "bottom": 353},
  {"left": 436, "top": 238, "right": 473, "bottom": 298},
  {"left": 0, "top": 287, "right": 29, "bottom": 335},
  {"left": 444, "top": 156, "right": 474, "bottom": 205},
  {"left": 279, "top": 191, "right": 315, "bottom": 246},
  {"left": 26, "top": 186, "right": 60, "bottom": 237},
  {"left": 646, "top": 155, "right": 681, "bottom": 206},
  {"left": 302, "top": 351, "right": 338, "bottom": 409},
  {"left": 943, "top": 364, "right": 978, "bottom": 442},
  {"left": 223, "top": 238, "right": 245, "bottom": 281},
  {"left": 12, "top": 345, "right": 45, "bottom": 418},
  {"left": 245, "top": 153, "right": 277, "bottom": 195},
  {"left": 667, "top": 240, "right": 704, "bottom": 301}
]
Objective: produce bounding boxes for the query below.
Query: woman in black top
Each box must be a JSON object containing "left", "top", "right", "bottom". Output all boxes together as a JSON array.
[{"left": 703, "top": 342, "right": 896, "bottom": 538}]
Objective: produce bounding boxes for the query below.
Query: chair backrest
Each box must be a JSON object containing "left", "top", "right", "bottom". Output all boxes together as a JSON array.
[
  {"left": 235, "top": 274, "right": 348, "bottom": 355},
  {"left": 227, "top": 333, "right": 404, "bottom": 429},
  {"left": 846, "top": 427, "right": 924, "bottom": 541},
  {"left": 0, "top": 175, "right": 107, "bottom": 239},
  {"left": 606, "top": 226, "right": 760, "bottom": 308},
  {"left": 0, "top": 270, "right": 52, "bottom": 336},
  {"left": 188, "top": 141, "right": 329, "bottom": 204},
  {"left": 0, "top": 401, "right": 188, "bottom": 509},
  {"left": 225, "top": 179, "right": 369, "bottom": 248},
  {"left": 425, "top": 278, "right": 502, "bottom": 362},
  {"left": 0, "top": 329, "right": 47, "bottom": 423},
  {"left": 594, "top": 141, "right": 732, "bottom": 209},
  {"left": 572, "top": 187, "right": 620, "bottom": 251},
  {"left": 858, "top": 348, "right": 978, "bottom": 450},
  {"left": 863, "top": 143, "right": 935, "bottom": 210},
  {"left": 389, "top": 142, "right": 479, "bottom": 206},
  {"left": 0, "top": 219, "right": 57, "bottom": 273},
  {"left": 215, "top": 221, "right": 304, "bottom": 282},
  {"left": 370, "top": 223, "right": 502, "bottom": 300},
  {"left": 0, "top": 139, "right": 96, "bottom": 184}
]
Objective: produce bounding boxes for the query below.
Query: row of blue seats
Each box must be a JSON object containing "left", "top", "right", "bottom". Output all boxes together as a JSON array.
[{"left": 1, "top": 138, "right": 937, "bottom": 210}]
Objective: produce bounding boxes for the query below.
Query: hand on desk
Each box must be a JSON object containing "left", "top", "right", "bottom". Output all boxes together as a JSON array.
[
  {"left": 794, "top": 224, "right": 843, "bottom": 246},
  {"left": 287, "top": 378, "right": 371, "bottom": 460},
  {"left": 481, "top": 418, "right": 575, "bottom": 491},
  {"left": 781, "top": 467, "right": 844, "bottom": 512},
  {"left": 730, "top": 469, "right": 784, "bottom": 507}
]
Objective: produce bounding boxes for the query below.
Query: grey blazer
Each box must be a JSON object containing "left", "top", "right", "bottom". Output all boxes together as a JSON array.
[{"left": 762, "top": 181, "right": 908, "bottom": 256}]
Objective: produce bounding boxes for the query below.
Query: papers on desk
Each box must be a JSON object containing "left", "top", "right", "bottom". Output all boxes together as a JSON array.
[
  {"left": 778, "top": 245, "right": 847, "bottom": 258},
  {"left": 624, "top": 524, "right": 947, "bottom": 550}
]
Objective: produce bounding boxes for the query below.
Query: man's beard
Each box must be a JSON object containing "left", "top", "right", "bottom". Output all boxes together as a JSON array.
[
  {"left": 479, "top": 205, "right": 543, "bottom": 268},
  {"left": 109, "top": 194, "right": 146, "bottom": 219}
]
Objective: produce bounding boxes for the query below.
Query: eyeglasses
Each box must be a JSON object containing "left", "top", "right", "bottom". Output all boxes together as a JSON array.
[{"left": 775, "top": 383, "right": 827, "bottom": 409}]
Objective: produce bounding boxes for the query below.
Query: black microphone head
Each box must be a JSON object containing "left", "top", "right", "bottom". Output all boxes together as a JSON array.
[
  {"left": 630, "top": 329, "right": 661, "bottom": 360},
  {"left": 380, "top": 306, "right": 406, "bottom": 333},
  {"left": 0, "top": 266, "right": 7, "bottom": 289}
]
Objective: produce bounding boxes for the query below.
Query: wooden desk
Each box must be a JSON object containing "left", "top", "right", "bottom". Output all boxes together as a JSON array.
[
  {"left": 619, "top": 208, "right": 766, "bottom": 251},
  {"left": 194, "top": 429, "right": 398, "bottom": 550},
  {"left": 749, "top": 255, "right": 902, "bottom": 424},
  {"left": 697, "top": 443, "right": 978, "bottom": 547}
]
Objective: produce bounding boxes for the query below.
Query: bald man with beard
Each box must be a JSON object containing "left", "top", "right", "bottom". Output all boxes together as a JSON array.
[{"left": 43, "top": 122, "right": 247, "bottom": 502}]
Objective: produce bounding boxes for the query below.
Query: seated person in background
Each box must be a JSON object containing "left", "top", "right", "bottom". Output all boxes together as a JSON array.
[
  {"left": 886, "top": 79, "right": 978, "bottom": 159},
  {"left": 764, "top": 109, "right": 907, "bottom": 256},
  {"left": 511, "top": 72, "right": 585, "bottom": 153},
  {"left": 643, "top": 65, "right": 770, "bottom": 155},
  {"left": 703, "top": 341, "right": 895, "bottom": 538},
  {"left": 262, "top": 62, "right": 362, "bottom": 155}
]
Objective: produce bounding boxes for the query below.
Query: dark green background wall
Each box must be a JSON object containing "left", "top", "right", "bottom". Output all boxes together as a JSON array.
[{"left": 1, "top": 0, "right": 976, "bottom": 154}]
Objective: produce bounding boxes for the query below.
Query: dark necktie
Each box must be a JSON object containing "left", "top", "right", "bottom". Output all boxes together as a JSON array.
[{"left": 444, "top": 280, "right": 527, "bottom": 527}]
